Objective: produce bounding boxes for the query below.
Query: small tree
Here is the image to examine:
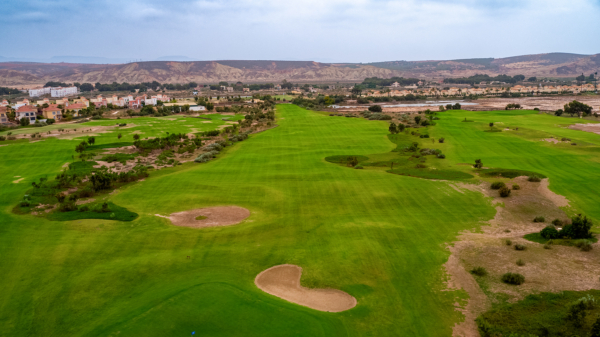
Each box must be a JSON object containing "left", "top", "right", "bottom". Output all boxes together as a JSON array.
[
  {"left": 20, "top": 117, "right": 30, "bottom": 126},
  {"left": 118, "top": 133, "right": 122, "bottom": 140},
  {"left": 554, "top": 109, "right": 563, "bottom": 116},
  {"left": 75, "top": 141, "right": 87, "bottom": 154},
  {"left": 388, "top": 122, "right": 398, "bottom": 134},
  {"left": 397, "top": 123, "right": 406, "bottom": 133},
  {"left": 473, "top": 159, "right": 483, "bottom": 169},
  {"left": 87, "top": 136, "right": 95, "bottom": 146},
  {"left": 570, "top": 214, "right": 593, "bottom": 239},
  {"left": 369, "top": 105, "right": 382, "bottom": 113},
  {"left": 489, "top": 122, "right": 494, "bottom": 129},
  {"left": 414, "top": 116, "right": 422, "bottom": 124},
  {"left": 133, "top": 134, "right": 140, "bottom": 141}
]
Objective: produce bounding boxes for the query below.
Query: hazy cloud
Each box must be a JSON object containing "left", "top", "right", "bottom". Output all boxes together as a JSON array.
[{"left": 0, "top": 0, "right": 598, "bottom": 62}]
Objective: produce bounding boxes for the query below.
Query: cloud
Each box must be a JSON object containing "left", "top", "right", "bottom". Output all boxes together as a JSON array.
[{"left": 0, "top": 0, "right": 598, "bottom": 62}]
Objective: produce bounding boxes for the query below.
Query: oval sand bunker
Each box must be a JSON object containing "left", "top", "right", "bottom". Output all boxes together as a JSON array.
[
  {"left": 255, "top": 264, "right": 357, "bottom": 312},
  {"left": 168, "top": 206, "right": 250, "bottom": 228}
]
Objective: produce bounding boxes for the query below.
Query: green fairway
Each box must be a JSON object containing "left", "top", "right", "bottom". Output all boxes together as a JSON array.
[{"left": 1, "top": 105, "right": 600, "bottom": 336}]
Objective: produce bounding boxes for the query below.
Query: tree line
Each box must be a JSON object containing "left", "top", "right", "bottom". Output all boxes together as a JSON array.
[{"left": 443, "top": 74, "right": 525, "bottom": 85}]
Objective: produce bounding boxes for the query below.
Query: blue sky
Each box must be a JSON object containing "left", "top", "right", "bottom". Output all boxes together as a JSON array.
[{"left": 1, "top": 0, "right": 599, "bottom": 63}]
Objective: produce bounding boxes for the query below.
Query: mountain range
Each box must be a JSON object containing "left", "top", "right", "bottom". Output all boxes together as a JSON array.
[{"left": 0, "top": 53, "right": 598, "bottom": 87}]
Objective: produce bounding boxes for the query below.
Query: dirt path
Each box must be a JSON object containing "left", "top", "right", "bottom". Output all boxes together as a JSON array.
[
  {"left": 166, "top": 206, "right": 250, "bottom": 228},
  {"left": 255, "top": 264, "right": 357, "bottom": 312}
]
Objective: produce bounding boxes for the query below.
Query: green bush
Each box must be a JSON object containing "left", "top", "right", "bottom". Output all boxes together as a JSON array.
[
  {"left": 540, "top": 226, "right": 559, "bottom": 239},
  {"left": 368, "top": 105, "right": 382, "bottom": 113},
  {"left": 470, "top": 267, "right": 488, "bottom": 276},
  {"left": 512, "top": 184, "right": 520, "bottom": 190},
  {"left": 533, "top": 216, "right": 545, "bottom": 223},
  {"left": 516, "top": 259, "right": 525, "bottom": 266},
  {"left": 552, "top": 218, "right": 563, "bottom": 226},
  {"left": 514, "top": 244, "right": 526, "bottom": 251},
  {"left": 505, "top": 239, "right": 512, "bottom": 245},
  {"left": 354, "top": 165, "right": 363, "bottom": 169},
  {"left": 491, "top": 181, "right": 506, "bottom": 189},
  {"left": 502, "top": 272, "right": 525, "bottom": 285},
  {"left": 528, "top": 175, "right": 542, "bottom": 182},
  {"left": 576, "top": 240, "right": 593, "bottom": 251},
  {"left": 499, "top": 186, "right": 511, "bottom": 197}
]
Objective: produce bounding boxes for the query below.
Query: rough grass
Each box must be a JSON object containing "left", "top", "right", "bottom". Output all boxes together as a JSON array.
[
  {"left": 524, "top": 232, "right": 598, "bottom": 247},
  {"left": 388, "top": 168, "right": 474, "bottom": 181},
  {"left": 477, "top": 290, "right": 600, "bottom": 336}
]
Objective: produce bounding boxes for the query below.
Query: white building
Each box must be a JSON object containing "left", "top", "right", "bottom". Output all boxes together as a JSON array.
[
  {"left": 51, "top": 86, "right": 78, "bottom": 98},
  {"left": 29, "top": 87, "right": 52, "bottom": 97}
]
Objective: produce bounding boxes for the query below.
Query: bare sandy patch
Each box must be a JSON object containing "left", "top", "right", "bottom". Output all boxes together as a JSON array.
[
  {"left": 255, "top": 264, "right": 357, "bottom": 312},
  {"left": 12, "top": 178, "right": 24, "bottom": 183},
  {"left": 568, "top": 123, "right": 600, "bottom": 135},
  {"left": 167, "top": 206, "right": 250, "bottom": 228},
  {"left": 76, "top": 198, "right": 95, "bottom": 206},
  {"left": 201, "top": 121, "right": 212, "bottom": 123},
  {"left": 543, "top": 138, "right": 560, "bottom": 144},
  {"left": 444, "top": 176, "right": 589, "bottom": 336}
]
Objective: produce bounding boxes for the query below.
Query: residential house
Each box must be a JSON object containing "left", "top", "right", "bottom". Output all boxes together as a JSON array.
[
  {"left": 1, "top": 99, "right": 8, "bottom": 107},
  {"left": 42, "top": 107, "right": 62, "bottom": 121},
  {"left": 16, "top": 105, "right": 38, "bottom": 124},
  {"left": 243, "top": 88, "right": 250, "bottom": 92},
  {"left": 67, "top": 103, "right": 86, "bottom": 117},
  {"left": 225, "top": 87, "right": 234, "bottom": 92},
  {"left": 73, "top": 97, "right": 90, "bottom": 107},
  {"left": 0, "top": 106, "right": 8, "bottom": 124},
  {"left": 36, "top": 98, "right": 51, "bottom": 106},
  {"left": 275, "top": 84, "right": 282, "bottom": 90},
  {"left": 12, "top": 99, "right": 30, "bottom": 110},
  {"left": 128, "top": 98, "right": 142, "bottom": 109}
]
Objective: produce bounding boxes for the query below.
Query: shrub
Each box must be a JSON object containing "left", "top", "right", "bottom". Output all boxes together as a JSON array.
[
  {"left": 528, "top": 175, "right": 541, "bottom": 182},
  {"left": 533, "top": 216, "right": 545, "bottom": 223},
  {"left": 516, "top": 259, "right": 525, "bottom": 266},
  {"left": 499, "top": 187, "right": 511, "bottom": 197},
  {"left": 505, "top": 239, "right": 512, "bottom": 246},
  {"left": 571, "top": 143, "right": 577, "bottom": 146},
  {"left": 78, "top": 186, "right": 94, "bottom": 198},
  {"left": 512, "top": 184, "right": 520, "bottom": 190},
  {"left": 437, "top": 154, "right": 446, "bottom": 159},
  {"left": 354, "top": 165, "right": 363, "bottom": 169},
  {"left": 552, "top": 218, "right": 563, "bottom": 226},
  {"left": 543, "top": 243, "right": 552, "bottom": 249},
  {"left": 576, "top": 240, "right": 593, "bottom": 251},
  {"left": 438, "top": 137, "right": 445, "bottom": 143},
  {"left": 490, "top": 181, "right": 505, "bottom": 190},
  {"left": 567, "top": 214, "right": 593, "bottom": 239},
  {"left": 561, "top": 137, "right": 571, "bottom": 142},
  {"left": 514, "top": 244, "right": 526, "bottom": 251},
  {"left": 470, "top": 267, "right": 487, "bottom": 276},
  {"left": 567, "top": 300, "right": 587, "bottom": 328},
  {"left": 368, "top": 105, "right": 382, "bottom": 113},
  {"left": 0, "top": 136, "right": 5, "bottom": 141},
  {"left": 79, "top": 205, "right": 89, "bottom": 212},
  {"left": 540, "top": 226, "right": 559, "bottom": 239},
  {"left": 501, "top": 272, "right": 525, "bottom": 285}
]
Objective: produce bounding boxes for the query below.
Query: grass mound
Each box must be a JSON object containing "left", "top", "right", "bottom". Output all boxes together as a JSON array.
[
  {"left": 324, "top": 155, "right": 369, "bottom": 165},
  {"left": 477, "top": 290, "right": 600, "bottom": 336},
  {"left": 480, "top": 168, "right": 547, "bottom": 179},
  {"left": 46, "top": 202, "right": 138, "bottom": 222},
  {"left": 389, "top": 168, "right": 474, "bottom": 181},
  {"left": 86, "top": 142, "right": 133, "bottom": 151}
]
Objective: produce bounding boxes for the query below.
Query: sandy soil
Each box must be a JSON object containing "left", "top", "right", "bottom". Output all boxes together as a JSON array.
[
  {"left": 12, "top": 178, "right": 24, "bottom": 183},
  {"left": 569, "top": 123, "right": 600, "bottom": 135},
  {"left": 255, "top": 264, "right": 357, "bottom": 312},
  {"left": 445, "top": 177, "right": 600, "bottom": 336},
  {"left": 166, "top": 206, "right": 250, "bottom": 228}
]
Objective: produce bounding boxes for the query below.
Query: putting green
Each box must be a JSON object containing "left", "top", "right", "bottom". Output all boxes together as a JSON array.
[{"left": 0, "top": 105, "right": 599, "bottom": 336}]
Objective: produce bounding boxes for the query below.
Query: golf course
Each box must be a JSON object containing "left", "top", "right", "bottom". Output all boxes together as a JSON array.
[{"left": 1, "top": 104, "right": 600, "bottom": 336}]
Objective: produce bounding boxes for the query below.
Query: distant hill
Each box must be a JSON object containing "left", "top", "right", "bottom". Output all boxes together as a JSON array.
[{"left": 0, "top": 53, "right": 598, "bottom": 87}]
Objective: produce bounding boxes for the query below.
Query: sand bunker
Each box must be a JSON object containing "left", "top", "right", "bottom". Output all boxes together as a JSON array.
[
  {"left": 167, "top": 206, "right": 250, "bottom": 228},
  {"left": 255, "top": 264, "right": 357, "bottom": 312},
  {"left": 12, "top": 178, "right": 24, "bottom": 183}
]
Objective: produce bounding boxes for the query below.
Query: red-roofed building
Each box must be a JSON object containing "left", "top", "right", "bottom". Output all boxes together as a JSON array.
[
  {"left": 16, "top": 105, "right": 38, "bottom": 124},
  {"left": 68, "top": 103, "right": 86, "bottom": 117}
]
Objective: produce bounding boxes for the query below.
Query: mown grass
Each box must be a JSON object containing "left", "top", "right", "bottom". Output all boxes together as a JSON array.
[{"left": 0, "top": 106, "right": 599, "bottom": 336}]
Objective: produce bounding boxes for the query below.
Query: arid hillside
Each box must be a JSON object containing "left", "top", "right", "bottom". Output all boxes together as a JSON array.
[{"left": 1, "top": 53, "right": 599, "bottom": 86}]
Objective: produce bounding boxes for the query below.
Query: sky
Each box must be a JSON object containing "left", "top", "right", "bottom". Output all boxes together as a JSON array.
[{"left": 1, "top": 0, "right": 599, "bottom": 63}]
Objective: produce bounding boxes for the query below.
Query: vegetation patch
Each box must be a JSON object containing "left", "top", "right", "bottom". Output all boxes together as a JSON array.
[
  {"left": 46, "top": 202, "right": 138, "bottom": 222},
  {"left": 86, "top": 142, "right": 133, "bottom": 151},
  {"left": 524, "top": 232, "right": 598, "bottom": 247},
  {"left": 100, "top": 153, "right": 138, "bottom": 164},
  {"left": 480, "top": 168, "right": 547, "bottom": 179},
  {"left": 324, "top": 155, "right": 369, "bottom": 166},
  {"left": 477, "top": 291, "right": 600, "bottom": 336}
]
